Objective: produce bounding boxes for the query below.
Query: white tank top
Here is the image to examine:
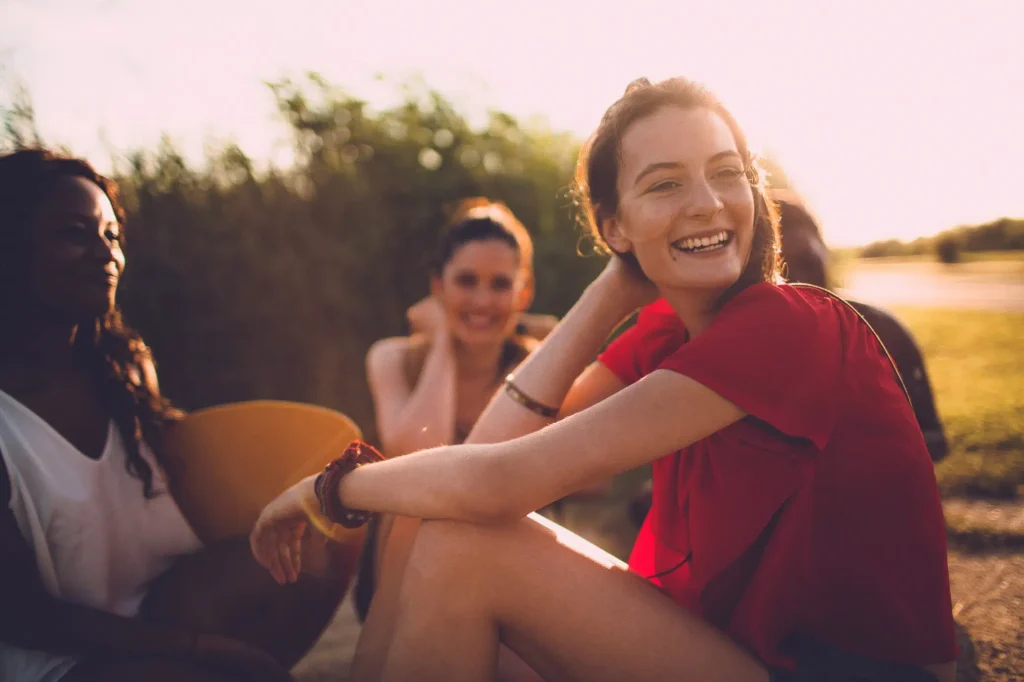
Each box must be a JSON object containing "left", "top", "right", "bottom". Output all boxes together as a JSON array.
[{"left": 0, "top": 387, "right": 202, "bottom": 617}]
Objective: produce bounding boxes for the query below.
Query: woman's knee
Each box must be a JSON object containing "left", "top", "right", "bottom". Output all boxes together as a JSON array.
[{"left": 403, "top": 518, "right": 514, "bottom": 591}]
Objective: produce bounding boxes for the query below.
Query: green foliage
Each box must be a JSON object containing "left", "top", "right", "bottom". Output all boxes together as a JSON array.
[
  {"left": 101, "top": 75, "right": 602, "bottom": 440},
  {"left": 0, "top": 80, "right": 43, "bottom": 152}
]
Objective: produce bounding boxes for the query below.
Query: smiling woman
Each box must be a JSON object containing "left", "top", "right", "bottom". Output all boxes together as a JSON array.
[
  {"left": 251, "top": 78, "right": 958, "bottom": 682},
  {"left": 0, "top": 149, "right": 346, "bottom": 682},
  {"left": 351, "top": 198, "right": 550, "bottom": 626}
]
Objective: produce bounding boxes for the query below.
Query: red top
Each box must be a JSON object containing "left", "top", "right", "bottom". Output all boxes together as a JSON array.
[{"left": 599, "top": 283, "right": 957, "bottom": 669}]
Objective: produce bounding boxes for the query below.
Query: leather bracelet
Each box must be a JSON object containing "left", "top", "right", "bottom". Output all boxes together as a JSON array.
[
  {"left": 314, "top": 440, "right": 385, "bottom": 528},
  {"left": 503, "top": 374, "right": 559, "bottom": 418}
]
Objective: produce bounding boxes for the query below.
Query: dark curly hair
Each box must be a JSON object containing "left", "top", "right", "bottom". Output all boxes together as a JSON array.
[
  {"left": 0, "top": 148, "right": 182, "bottom": 498},
  {"left": 573, "top": 77, "right": 781, "bottom": 306}
]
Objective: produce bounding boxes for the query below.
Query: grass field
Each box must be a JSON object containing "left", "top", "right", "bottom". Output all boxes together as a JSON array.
[{"left": 892, "top": 306, "right": 1024, "bottom": 498}]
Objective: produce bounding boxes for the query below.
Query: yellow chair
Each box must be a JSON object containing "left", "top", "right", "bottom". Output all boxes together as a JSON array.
[{"left": 163, "top": 400, "right": 367, "bottom": 586}]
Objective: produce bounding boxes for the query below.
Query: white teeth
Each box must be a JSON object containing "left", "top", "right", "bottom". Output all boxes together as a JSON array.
[{"left": 673, "top": 231, "right": 730, "bottom": 253}]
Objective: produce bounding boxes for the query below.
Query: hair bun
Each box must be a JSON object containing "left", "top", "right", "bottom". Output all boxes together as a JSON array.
[{"left": 624, "top": 78, "right": 652, "bottom": 95}]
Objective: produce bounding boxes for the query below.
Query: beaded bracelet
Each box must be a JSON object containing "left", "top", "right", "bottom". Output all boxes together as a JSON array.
[
  {"left": 314, "top": 440, "right": 385, "bottom": 528},
  {"left": 503, "top": 374, "right": 560, "bottom": 418}
]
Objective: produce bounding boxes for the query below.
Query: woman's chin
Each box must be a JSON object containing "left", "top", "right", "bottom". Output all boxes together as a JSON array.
[
  {"left": 660, "top": 256, "right": 746, "bottom": 292},
  {"left": 452, "top": 325, "right": 508, "bottom": 347}
]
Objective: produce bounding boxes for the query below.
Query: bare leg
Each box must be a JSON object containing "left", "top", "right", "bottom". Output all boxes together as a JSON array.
[
  {"left": 350, "top": 515, "right": 421, "bottom": 681},
  {"left": 141, "top": 533, "right": 354, "bottom": 668},
  {"left": 379, "top": 514, "right": 769, "bottom": 682},
  {"left": 353, "top": 515, "right": 543, "bottom": 682}
]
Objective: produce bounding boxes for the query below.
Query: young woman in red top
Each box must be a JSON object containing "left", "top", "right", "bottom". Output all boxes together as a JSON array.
[{"left": 251, "top": 77, "right": 958, "bottom": 682}]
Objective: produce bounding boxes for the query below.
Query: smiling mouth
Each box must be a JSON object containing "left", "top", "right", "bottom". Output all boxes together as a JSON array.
[
  {"left": 671, "top": 230, "right": 733, "bottom": 254},
  {"left": 461, "top": 312, "right": 498, "bottom": 330}
]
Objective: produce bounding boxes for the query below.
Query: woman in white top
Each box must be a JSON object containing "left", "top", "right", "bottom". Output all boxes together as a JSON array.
[{"left": 0, "top": 149, "right": 345, "bottom": 682}]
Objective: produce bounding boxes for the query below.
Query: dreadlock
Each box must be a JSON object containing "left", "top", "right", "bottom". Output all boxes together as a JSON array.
[{"left": 0, "top": 148, "right": 182, "bottom": 498}]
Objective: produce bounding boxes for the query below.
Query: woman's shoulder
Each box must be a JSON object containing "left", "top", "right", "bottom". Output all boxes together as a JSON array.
[
  {"left": 717, "top": 282, "right": 849, "bottom": 330},
  {"left": 366, "top": 335, "right": 435, "bottom": 392},
  {"left": 367, "top": 335, "right": 417, "bottom": 360},
  {"left": 366, "top": 336, "right": 418, "bottom": 375}
]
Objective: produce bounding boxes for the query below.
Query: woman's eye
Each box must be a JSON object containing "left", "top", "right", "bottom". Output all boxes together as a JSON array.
[
  {"left": 454, "top": 274, "right": 478, "bottom": 288},
  {"left": 62, "top": 226, "right": 89, "bottom": 243},
  {"left": 491, "top": 278, "right": 513, "bottom": 292},
  {"left": 712, "top": 167, "right": 744, "bottom": 181},
  {"left": 649, "top": 180, "right": 681, "bottom": 193}
]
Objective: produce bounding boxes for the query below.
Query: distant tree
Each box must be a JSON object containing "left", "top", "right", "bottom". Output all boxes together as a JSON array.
[
  {"left": 936, "top": 235, "right": 962, "bottom": 264},
  {"left": 860, "top": 218, "right": 1024, "bottom": 260}
]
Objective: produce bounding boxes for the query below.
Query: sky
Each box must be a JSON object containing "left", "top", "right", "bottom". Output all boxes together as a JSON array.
[{"left": 2, "top": 0, "right": 1022, "bottom": 246}]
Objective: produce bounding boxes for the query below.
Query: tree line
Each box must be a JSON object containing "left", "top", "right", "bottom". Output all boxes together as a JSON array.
[
  {"left": 2, "top": 74, "right": 604, "bottom": 441},
  {"left": 859, "top": 218, "right": 1024, "bottom": 262}
]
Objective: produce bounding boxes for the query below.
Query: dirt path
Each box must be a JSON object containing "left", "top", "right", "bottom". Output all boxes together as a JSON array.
[{"left": 948, "top": 550, "right": 1024, "bottom": 681}]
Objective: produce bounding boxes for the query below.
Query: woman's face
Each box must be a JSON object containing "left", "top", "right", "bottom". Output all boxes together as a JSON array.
[
  {"left": 605, "top": 106, "right": 756, "bottom": 295},
  {"left": 29, "top": 176, "right": 124, "bottom": 320},
  {"left": 434, "top": 238, "right": 528, "bottom": 346},
  {"left": 780, "top": 218, "right": 830, "bottom": 288}
]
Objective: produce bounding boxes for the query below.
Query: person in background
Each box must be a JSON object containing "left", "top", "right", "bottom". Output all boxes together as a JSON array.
[
  {"left": 774, "top": 190, "right": 948, "bottom": 462},
  {"left": 0, "top": 149, "right": 345, "bottom": 682},
  {"left": 353, "top": 198, "right": 542, "bottom": 624},
  {"left": 253, "top": 77, "right": 957, "bottom": 682}
]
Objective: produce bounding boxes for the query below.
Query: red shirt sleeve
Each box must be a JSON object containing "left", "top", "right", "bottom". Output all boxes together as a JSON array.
[
  {"left": 657, "top": 283, "right": 842, "bottom": 451},
  {"left": 598, "top": 321, "right": 646, "bottom": 385},
  {"left": 598, "top": 300, "right": 688, "bottom": 386}
]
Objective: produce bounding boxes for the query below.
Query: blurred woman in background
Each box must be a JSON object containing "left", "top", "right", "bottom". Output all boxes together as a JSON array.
[{"left": 354, "top": 198, "right": 543, "bottom": 623}]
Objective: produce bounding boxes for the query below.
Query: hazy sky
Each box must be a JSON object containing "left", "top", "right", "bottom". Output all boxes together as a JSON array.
[{"left": 2, "top": 0, "right": 1022, "bottom": 245}]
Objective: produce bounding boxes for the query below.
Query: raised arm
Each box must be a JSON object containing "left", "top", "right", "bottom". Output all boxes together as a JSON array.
[
  {"left": 367, "top": 333, "right": 456, "bottom": 456},
  {"left": 466, "top": 259, "right": 653, "bottom": 445}
]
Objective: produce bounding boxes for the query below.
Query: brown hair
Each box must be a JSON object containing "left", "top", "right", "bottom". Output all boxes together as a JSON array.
[
  {"left": 573, "top": 77, "right": 781, "bottom": 303},
  {"left": 433, "top": 197, "right": 534, "bottom": 278}
]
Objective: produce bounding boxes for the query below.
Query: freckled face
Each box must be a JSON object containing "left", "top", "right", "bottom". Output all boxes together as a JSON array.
[{"left": 608, "top": 106, "right": 756, "bottom": 293}]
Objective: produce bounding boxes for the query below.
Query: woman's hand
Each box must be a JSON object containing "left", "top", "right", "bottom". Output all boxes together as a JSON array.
[
  {"left": 592, "top": 256, "right": 660, "bottom": 314},
  {"left": 406, "top": 296, "right": 448, "bottom": 339},
  {"left": 249, "top": 476, "right": 317, "bottom": 585}
]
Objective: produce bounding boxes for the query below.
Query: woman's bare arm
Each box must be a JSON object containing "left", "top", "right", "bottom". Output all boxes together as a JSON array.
[
  {"left": 339, "top": 369, "right": 744, "bottom": 522},
  {"left": 467, "top": 264, "right": 645, "bottom": 445},
  {"left": 366, "top": 332, "right": 457, "bottom": 456}
]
